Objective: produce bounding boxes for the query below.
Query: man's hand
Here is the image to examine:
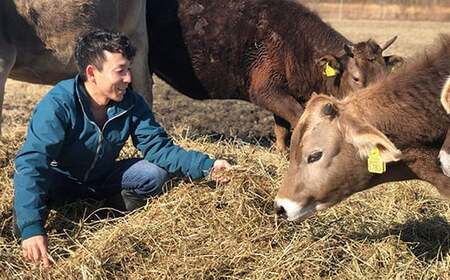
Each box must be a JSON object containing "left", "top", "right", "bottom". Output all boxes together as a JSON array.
[
  {"left": 22, "top": 235, "right": 49, "bottom": 268},
  {"left": 210, "top": 159, "right": 232, "bottom": 183}
]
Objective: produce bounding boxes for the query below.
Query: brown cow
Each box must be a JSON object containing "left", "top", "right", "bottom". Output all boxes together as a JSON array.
[
  {"left": 148, "top": 0, "right": 401, "bottom": 150},
  {"left": 0, "top": 0, "right": 150, "bottom": 133},
  {"left": 274, "top": 35, "right": 450, "bottom": 222}
]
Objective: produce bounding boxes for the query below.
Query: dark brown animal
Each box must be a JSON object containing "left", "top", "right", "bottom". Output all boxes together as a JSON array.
[
  {"left": 0, "top": 0, "right": 150, "bottom": 133},
  {"left": 274, "top": 35, "right": 450, "bottom": 222},
  {"left": 148, "top": 0, "right": 401, "bottom": 150}
]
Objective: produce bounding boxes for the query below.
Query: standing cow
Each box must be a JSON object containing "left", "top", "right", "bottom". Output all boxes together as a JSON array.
[
  {"left": 0, "top": 0, "right": 151, "bottom": 133},
  {"left": 148, "top": 0, "right": 401, "bottom": 150},
  {"left": 274, "top": 35, "right": 450, "bottom": 222}
]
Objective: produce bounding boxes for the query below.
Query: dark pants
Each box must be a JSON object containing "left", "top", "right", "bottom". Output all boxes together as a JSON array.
[{"left": 47, "top": 158, "right": 169, "bottom": 208}]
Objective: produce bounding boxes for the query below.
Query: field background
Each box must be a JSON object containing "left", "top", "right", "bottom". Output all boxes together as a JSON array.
[
  {"left": 2, "top": 2, "right": 450, "bottom": 279},
  {"left": 304, "top": 0, "right": 450, "bottom": 21}
]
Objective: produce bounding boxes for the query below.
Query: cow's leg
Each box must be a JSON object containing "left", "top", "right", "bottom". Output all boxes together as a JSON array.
[
  {"left": 273, "top": 115, "right": 291, "bottom": 151},
  {"left": 404, "top": 147, "right": 450, "bottom": 198},
  {"left": 129, "top": 34, "right": 152, "bottom": 106},
  {"left": 120, "top": 0, "right": 153, "bottom": 107},
  {"left": 0, "top": 41, "right": 17, "bottom": 134},
  {"left": 438, "top": 127, "right": 450, "bottom": 177},
  {"left": 249, "top": 86, "right": 303, "bottom": 151},
  {"left": 248, "top": 61, "right": 304, "bottom": 150}
]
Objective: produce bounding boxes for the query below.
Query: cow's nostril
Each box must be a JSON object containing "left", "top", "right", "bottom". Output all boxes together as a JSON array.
[{"left": 274, "top": 201, "right": 287, "bottom": 218}]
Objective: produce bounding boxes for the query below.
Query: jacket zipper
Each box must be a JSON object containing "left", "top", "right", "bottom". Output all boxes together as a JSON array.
[
  {"left": 77, "top": 94, "right": 134, "bottom": 182},
  {"left": 82, "top": 106, "right": 135, "bottom": 182}
]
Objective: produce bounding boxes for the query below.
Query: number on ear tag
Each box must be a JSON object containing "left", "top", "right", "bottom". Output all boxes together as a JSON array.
[{"left": 368, "top": 147, "right": 386, "bottom": 174}]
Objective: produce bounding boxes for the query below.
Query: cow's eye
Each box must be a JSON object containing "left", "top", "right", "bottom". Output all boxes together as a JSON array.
[
  {"left": 307, "top": 151, "right": 323, "bottom": 163},
  {"left": 352, "top": 76, "right": 360, "bottom": 83}
]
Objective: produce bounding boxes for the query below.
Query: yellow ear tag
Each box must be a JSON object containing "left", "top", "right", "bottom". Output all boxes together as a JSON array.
[
  {"left": 324, "top": 63, "right": 337, "bottom": 77},
  {"left": 367, "top": 147, "right": 386, "bottom": 174}
]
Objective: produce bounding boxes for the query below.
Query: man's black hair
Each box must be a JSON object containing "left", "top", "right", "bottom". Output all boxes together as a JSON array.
[{"left": 74, "top": 29, "right": 136, "bottom": 80}]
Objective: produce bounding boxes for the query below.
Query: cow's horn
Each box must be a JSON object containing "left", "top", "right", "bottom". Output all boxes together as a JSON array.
[{"left": 382, "top": 36, "right": 398, "bottom": 51}]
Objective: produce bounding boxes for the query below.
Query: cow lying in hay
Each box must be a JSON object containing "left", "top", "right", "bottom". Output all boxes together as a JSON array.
[
  {"left": 148, "top": 0, "right": 402, "bottom": 150},
  {"left": 0, "top": 0, "right": 150, "bottom": 133},
  {"left": 274, "top": 35, "right": 450, "bottom": 222}
]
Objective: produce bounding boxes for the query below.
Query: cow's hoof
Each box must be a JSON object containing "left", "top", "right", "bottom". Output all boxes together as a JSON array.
[{"left": 439, "top": 149, "right": 450, "bottom": 177}]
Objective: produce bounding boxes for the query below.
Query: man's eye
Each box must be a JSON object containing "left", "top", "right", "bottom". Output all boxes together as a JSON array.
[{"left": 307, "top": 151, "right": 323, "bottom": 164}]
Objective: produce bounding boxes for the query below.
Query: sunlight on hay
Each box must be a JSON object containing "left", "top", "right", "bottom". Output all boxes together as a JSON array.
[{"left": 1, "top": 19, "right": 450, "bottom": 279}]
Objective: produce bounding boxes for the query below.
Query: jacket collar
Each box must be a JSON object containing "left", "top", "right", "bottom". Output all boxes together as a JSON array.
[{"left": 74, "top": 75, "right": 135, "bottom": 119}]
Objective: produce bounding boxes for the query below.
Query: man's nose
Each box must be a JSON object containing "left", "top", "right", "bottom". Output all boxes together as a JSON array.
[{"left": 123, "top": 70, "right": 132, "bottom": 83}]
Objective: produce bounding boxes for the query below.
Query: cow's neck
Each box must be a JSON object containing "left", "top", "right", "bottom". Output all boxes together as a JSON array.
[
  {"left": 367, "top": 161, "right": 418, "bottom": 188},
  {"left": 297, "top": 14, "right": 350, "bottom": 55},
  {"left": 343, "top": 60, "right": 450, "bottom": 149},
  {"left": 277, "top": 1, "right": 350, "bottom": 55}
]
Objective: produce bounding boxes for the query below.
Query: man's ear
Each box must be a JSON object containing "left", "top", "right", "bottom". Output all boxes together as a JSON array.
[
  {"left": 384, "top": 55, "right": 404, "bottom": 72},
  {"left": 338, "top": 112, "right": 402, "bottom": 163},
  {"left": 441, "top": 77, "right": 450, "bottom": 114},
  {"left": 86, "top": 65, "right": 96, "bottom": 82},
  {"left": 317, "top": 55, "right": 341, "bottom": 77}
]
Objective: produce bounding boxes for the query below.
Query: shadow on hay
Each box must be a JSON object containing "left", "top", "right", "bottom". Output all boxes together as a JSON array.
[{"left": 350, "top": 215, "right": 450, "bottom": 261}]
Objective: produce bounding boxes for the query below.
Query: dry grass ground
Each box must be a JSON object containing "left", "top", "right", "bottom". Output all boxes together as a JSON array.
[
  {"left": 1, "top": 19, "right": 450, "bottom": 279},
  {"left": 305, "top": 2, "right": 450, "bottom": 21}
]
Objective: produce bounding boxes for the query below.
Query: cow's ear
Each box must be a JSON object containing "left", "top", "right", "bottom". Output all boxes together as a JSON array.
[
  {"left": 317, "top": 55, "right": 341, "bottom": 77},
  {"left": 339, "top": 112, "right": 401, "bottom": 163},
  {"left": 384, "top": 55, "right": 404, "bottom": 72},
  {"left": 441, "top": 77, "right": 450, "bottom": 114},
  {"left": 344, "top": 44, "right": 354, "bottom": 57}
]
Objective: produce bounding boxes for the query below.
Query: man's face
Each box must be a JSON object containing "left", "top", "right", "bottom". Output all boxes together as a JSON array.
[{"left": 92, "top": 51, "right": 132, "bottom": 103}]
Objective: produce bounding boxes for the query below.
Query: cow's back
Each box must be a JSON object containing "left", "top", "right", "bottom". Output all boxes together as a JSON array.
[
  {"left": 149, "top": 0, "right": 349, "bottom": 101},
  {"left": 149, "top": 0, "right": 259, "bottom": 100}
]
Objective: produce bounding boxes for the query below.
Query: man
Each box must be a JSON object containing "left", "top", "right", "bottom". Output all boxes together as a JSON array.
[{"left": 13, "top": 30, "right": 231, "bottom": 267}]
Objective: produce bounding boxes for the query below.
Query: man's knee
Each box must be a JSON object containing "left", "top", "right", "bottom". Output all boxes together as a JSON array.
[{"left": 130, "top": 160, "right": 169, "bottom": 197}]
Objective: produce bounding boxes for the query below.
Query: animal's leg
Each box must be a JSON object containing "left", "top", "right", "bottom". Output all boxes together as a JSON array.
[
  {"left": 273, "top": 114, "right": 290, "bottom": 151},
  {"left": 253, "top": 93, "right": 302, "bottom": 150},
  {"left": 248, "top": 61, "right": 303, "bottom": 149},
  {"left": 122, "top": 0, "right": 153, "bottom": 107},
  {"left": 253, "top": 89, "right": 303, "bottom": 127},
  {"left": 0, "top": 41, "right": 17, "bottom": 135},
  {"left": 129, "top": 34, "right": 152, "bottom": 106},
  {"left": 248, "top": 85, "right": 303, "bottom": 146},
  {"left": 404, "top": 147, "right": 450, "bottom": 198},
  {"left": 438, "top": 127, "right": 450, "bottom": 177}
]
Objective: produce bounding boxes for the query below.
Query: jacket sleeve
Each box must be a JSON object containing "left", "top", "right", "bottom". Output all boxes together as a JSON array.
[
  {"left": 130, "top": 94, "right": 215, "bottom": 179},
  {"left": 13, "top": 95, "right": 67, "bottom": 240}
]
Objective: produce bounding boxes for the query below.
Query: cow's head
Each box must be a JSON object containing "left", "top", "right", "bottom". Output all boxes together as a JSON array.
[
  {"left": 317, "top": 36, "right": 403, "bottom": 99},
  {"left": 274, "top": 94, "right": 402, "bottom": 221}
]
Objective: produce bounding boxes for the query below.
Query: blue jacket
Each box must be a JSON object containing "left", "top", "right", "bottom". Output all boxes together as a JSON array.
[{"left": 14, "top": 76, "right": 215, "bottom": 239}]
